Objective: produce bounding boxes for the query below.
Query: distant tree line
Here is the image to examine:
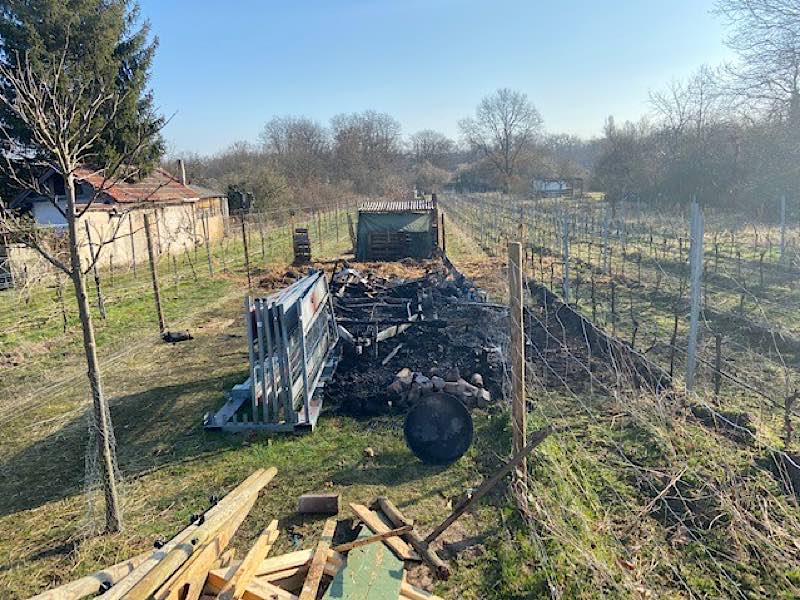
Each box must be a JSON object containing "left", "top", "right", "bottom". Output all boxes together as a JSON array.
[
  {"left": 593, "top": 0, "right": 800, "bottom": 213},
  {"left": 172, "top": 99, "right": 597, "bottom": 210}
]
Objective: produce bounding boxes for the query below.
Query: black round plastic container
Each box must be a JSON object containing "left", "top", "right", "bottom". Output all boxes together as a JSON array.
[{"left": 403, "top": 392, "right": 474, "bottom": 464}]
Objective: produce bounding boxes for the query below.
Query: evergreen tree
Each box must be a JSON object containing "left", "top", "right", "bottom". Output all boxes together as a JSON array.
[{"left": 0, "top": 0, "right": 164, "bottom": 173}]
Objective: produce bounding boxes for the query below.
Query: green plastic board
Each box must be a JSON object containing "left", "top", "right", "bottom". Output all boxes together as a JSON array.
[{"left": 322, "top": 527, "right": 404, "bottom": 599}]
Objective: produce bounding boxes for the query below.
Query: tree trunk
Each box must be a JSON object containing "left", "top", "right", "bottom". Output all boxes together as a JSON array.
[{"left": 65, "top": 172, "right": 122, "bottom": 533}]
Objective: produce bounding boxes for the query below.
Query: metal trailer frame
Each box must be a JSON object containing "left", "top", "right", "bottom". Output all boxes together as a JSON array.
[{"left": 204, "top": 270, "right": 340, "bottom": 433}]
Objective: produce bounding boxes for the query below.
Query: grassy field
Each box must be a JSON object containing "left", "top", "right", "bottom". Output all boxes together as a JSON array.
[
  {"left": 442, "top": 193, "right": 800, "bottom": 443},
  {"left": 0, "top": 208, "right": 554, "bottom": 599},
  {"left": 4, "top": 199, "right": 800, "bottom": 598}
]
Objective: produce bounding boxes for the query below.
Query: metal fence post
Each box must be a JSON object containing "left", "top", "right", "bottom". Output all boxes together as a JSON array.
[
  {"left": 780, "top": 195, "right": 787, "bottom": 265},
  {"left": 686, "top": 198, "right": 704, "bottom": 391},
  {"left": 602, "top": 205, "right": 610, "bottom": 274},
  {"left": 562, "top": 216, "right": 571, "bottom": 303}
]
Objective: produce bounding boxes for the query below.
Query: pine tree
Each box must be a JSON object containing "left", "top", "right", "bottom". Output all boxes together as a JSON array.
[{"left": 0, "top": 0, "right": 164, "bottom": 172}]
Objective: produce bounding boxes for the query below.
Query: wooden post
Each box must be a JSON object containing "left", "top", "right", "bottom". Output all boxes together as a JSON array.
[
  {"left": 56, "top": 273, "right": 68, "bottom": 333},
  {"left": 316, "top": 209, "right": 322, "bottom": 253},
  {"left": 143, "top": 213, "right": 166, "bottom": 335},
  {"left": 241, "top": 214, "right": 252, "bottom": 290},
  {"left": 202, "top": 213, "right": 213, "bottom": 276},
  {"left": 714, "top": 333, "right": 722, "bottom": 399},
  {"left": 84, "top": 221, "right": 107, "bottom": 319},
  {"left": 508, "top": 242, "right": 526, "bottom": 479},
  {"left": 441, "top": 212, "right": 447, "bottom": 256},
  {"left": 129, "top": 214, "right": 137, "bottom": 278}
]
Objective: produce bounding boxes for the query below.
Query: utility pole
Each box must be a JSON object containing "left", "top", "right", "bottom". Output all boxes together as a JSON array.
[
  {"left": 143, "top": 213, "right": 166, "bottom": 335},
  {"left": 508, "top": 242, "right": 526, "bottom": 480},
  {"left": 686, "top": 198, "right": 704, "bottom": 391}
]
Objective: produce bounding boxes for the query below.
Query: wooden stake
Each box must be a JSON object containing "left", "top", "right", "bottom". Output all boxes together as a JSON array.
[
  {"left": 84, "top": 220, "right": 106, "bottom": 319},
  {"left": 508, "top": 241, "right": 526, "bottom": 481},
  {"left": 241, "top": 215, "right": 252, "bottom": 290},
  {"left": 143, "top": 213, "right": 166, "bottom": 335}
]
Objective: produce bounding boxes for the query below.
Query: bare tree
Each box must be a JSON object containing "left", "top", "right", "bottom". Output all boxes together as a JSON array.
[
  {"left": 0, "top": 43, "right": 163, "bottom": 532},
  {"left": 330, "top": 110, "right": 402, "bottom": 195},
  {"left": 716, "top": 0, "right": 800, "bottom": 119},
  {"left": 408, "top": 129, "right": 454, "bottom": 168},
  {"left": 259, "top": 116, "right": 329, "bottom": 186},
  {"left": 459, "top": 88, "right": 543, "bottom": 192}
]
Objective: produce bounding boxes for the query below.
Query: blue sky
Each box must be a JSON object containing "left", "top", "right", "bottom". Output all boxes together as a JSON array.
[{"left": 139, "top": 0, "right": 734, "bottom": 155}]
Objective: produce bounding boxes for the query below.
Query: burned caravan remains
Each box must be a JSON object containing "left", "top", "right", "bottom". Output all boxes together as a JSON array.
[{"left": 356, "top": 198, "right": 439, "bottom": 261}]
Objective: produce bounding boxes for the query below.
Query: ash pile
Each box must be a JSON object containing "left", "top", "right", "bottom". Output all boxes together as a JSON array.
[{"left": 326, "top": 261, "right": 507, "bottom": 416}]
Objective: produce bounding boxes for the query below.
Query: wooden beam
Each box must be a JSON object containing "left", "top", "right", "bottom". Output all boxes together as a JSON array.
[
  {"left": 154, "top": 494, "right": 259, "bottom": 600},
  {"left": 298, "top": 519, "right": 337, "bottom": 600},
  {"left": 373, "top": 497, "right": 449, "bottom": 580},
  {"left": 27, "top": 550, "right": 152, "bottom": 600},
  {"left": 121, "top": 468, "right": 277, "bottom": 600},
  {"left": 400, "top": 582, "right": 444, "bottom": 600},
  {"left": 216, "top": 520, "right": 279, "bottom": 600},
  {"left": 349, "top": 504, "right": 418, "bottom": 561},
  {"left": 331, "top": 525, "right": 412, "bottom": 553}
]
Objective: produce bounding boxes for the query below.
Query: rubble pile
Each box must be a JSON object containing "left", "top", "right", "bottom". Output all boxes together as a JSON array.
[
  {"left": 325, "top": 260, "right": 506, "bottom": 416},
  {"left": 388, "top": 366, "right": 492, "bottom": 409}
]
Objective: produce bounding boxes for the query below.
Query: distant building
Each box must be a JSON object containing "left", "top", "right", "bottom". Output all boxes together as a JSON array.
[
  {"left": 1, "top": 165, "right": 228, "bottom": 289},
  {"left": 532, "top": 177, "right": 584, "bottom": 199}
]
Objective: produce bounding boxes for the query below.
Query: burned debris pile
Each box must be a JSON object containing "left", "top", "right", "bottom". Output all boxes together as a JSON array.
[{"left": 326, "top": 261, "right": 507, "bottom": 416}]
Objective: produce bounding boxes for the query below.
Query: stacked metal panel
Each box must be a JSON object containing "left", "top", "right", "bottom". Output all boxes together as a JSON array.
[{"left": 204, "top": 270, "right": 340, "bottom": 432}]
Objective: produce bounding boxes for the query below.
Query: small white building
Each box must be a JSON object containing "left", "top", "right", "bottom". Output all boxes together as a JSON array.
[{"left": 532, "top": 177, "right": 584, "bottom": 199}]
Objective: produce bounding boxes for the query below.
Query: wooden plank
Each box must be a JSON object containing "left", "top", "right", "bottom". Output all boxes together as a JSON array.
[
  {"left": 373, "top": 497, "right": 449, "bottom": 580},
  {"left": 205, "top": 574, "right": 298, "bottom": 600},
  {"left": 399, "top": 582, "right": 444, "bottom": 600},
  {"left": 207, "top": 551, "right": 344, "bottom": 589},
  {"left": 331, "top": 525, "right": 412, "bottom": 554},
  {"left": 322, "top": 528, "right": 403, "bottom": 599},
  {"left": 154, "top": 494, "right": 259, "bottom": 600},
  {"left": 217, "top": 520, "right": 280, "bottom": 600},
  {"left": 298, "top": 519, "right": 337, "bottom": 600},
  {"left": 349, "top": 504, "right": 418, "bottom": 561},
  {"left": 122, "top": 467, "right": 277, "bottom": 600}
]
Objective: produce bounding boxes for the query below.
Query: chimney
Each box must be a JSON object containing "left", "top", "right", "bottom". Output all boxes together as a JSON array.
[{"left": 177, "top": 159, "right": 187, "bottom": 186}]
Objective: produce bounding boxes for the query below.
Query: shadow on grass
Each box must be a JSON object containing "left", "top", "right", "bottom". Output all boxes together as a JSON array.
[{"left": 0, "top": 373, "right": 244, "bottom": 518}]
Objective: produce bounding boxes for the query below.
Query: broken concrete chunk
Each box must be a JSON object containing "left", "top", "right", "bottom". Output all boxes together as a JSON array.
[
  {"left": 431, "top": 376, "right": 445, "bottom": 391},
  {"left": 396, "top": 367, "right": 414, "bottom": 385},
  {"left": 444, "top": 367, "right": 461, "bottom": 382},
  {"left": 470, "top": 373, "right": 484, "bottom": 388}
]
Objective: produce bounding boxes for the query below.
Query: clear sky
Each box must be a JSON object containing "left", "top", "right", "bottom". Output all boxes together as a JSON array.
[{"left": 139, "top": 0, "right": 734, "bottom": 155}]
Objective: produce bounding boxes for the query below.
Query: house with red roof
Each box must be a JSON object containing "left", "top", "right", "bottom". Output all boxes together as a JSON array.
[{"left": 1, "top": 163, "right": 228, "bottom": 288}]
